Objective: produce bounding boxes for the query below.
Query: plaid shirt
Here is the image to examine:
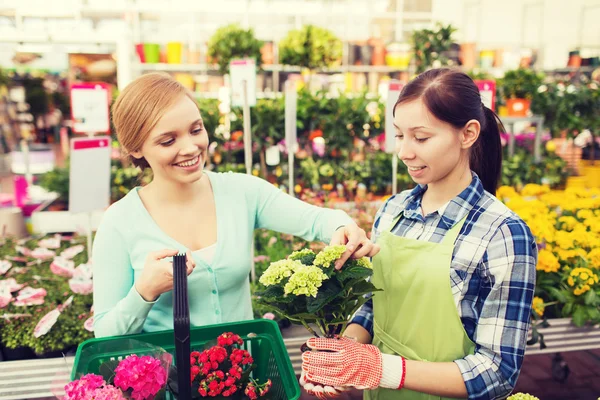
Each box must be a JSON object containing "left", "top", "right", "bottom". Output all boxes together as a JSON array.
[{"left": 351, "top": 174, "right": 537, "bottom": 400}]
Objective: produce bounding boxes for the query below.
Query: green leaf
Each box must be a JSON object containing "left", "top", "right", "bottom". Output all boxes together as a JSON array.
[
  {"left": 255, "top": 285, "right": 285, "bottom": 300},
  {"left": 587, "top": 307, "right": 600, "bottom": 322},
  {"left": 572, "top": 306, "right": 587, "bottom": 327},
  {"left": 584, "top": 289, "right": 597, "bottom": 306},
  {"left": 562, "top": 302, "right": 573, "bottom": 316},
  {"left": 350, "top": 280, "right": 381, "bottom": 296},
  {"left": 307, "top": 280, "right": 343, "bottom": 314},
  {"left": 527, "top": 327, "right": 539, "bottom": 346},
  {"left": 337, "top": 265, "right": 372, "bottom": 282},
  {"left": 98, "top": 359, "right": 120, "bottom": 383},
  {"left": 548, "top": 287, "right": 568, "bottom": 303}
]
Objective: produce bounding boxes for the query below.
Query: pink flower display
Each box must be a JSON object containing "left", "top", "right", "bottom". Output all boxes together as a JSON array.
[
  {"left": 0, "top": 260, "right": 11, "bottom": 275},
  {"left": 13, "top": 287, "right": 47, "bottom": 307},
  {"left": 64, "top": 374, "right": 105, "bottom": 400},
  {"left": 113, "top": 355, "right": 167, "bottom": 400},
  {"left": 91, "top": 385, "right": 126, "bottom": 400},
  {"left": 50, "top": 257, "right": 76, "bottom": 277}
]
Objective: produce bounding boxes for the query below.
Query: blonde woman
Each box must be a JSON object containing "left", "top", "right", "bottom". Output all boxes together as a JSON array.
[{"left": 92, "top": 73, "right": 379, "bottom": 338}]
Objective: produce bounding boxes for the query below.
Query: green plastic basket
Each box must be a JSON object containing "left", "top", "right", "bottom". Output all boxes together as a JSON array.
[{"left": 71, "top": 319, "right": 300, "bottom": 399}]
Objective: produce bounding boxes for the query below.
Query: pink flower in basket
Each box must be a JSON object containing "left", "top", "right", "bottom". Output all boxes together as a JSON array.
[
  {"left": 113, "top": 354, "right": 167, "bottom": 400},
  {"left": 0, "top": 260, "right": 12, "bottom": 275},
  {"left": 50, "top": 257, "right": 76, "bottom": 277},
  {"left": 92, "top": 384, "right": 126, "bottom": 400},
  {"left": 64, "top": 374, "right": 105, "bottom": 400},
  {"left": 31, "top": 247, "right": 56, "bottom": 260},
  {"left": 13, "top": 287, "right": 47, "bottom": 306}
]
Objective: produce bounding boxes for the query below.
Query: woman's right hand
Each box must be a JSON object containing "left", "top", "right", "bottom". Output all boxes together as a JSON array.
[{"left": 135, "top": 249, "right": 196, "bottom": 301}]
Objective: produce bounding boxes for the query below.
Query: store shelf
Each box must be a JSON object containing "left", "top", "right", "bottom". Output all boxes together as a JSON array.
[
  {"left": 135, "top": 63, "right": 407, "bottom": 74},
  {"left": 133, "top": 63, "right": 219, "bottom": 72}
]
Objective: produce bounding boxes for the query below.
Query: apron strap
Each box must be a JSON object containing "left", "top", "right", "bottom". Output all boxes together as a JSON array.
[
  {"left": 388, "top": 211, "right": 468, "bottom": 244},
  {"left": 441, "top": 214, "right": 468, "bottom": 246}
]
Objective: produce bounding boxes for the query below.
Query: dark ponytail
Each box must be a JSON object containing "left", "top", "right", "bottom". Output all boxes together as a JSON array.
[
  {"left": 393, "top": 68, "right": 505, "bottom": 195},
  {"left": 471, "top": 105, "right": 503, "bottom": 194}
]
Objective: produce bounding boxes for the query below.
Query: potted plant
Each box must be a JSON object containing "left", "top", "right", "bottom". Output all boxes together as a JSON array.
[
  {"left": 279, "top": 25, "right": 342, "bottom": 70},
  {"left": 411, "top": 23, "right": 457, "bottom": 73},
  {"left": 207, "top": 24, "right": 263, "bottom": 75},
  {"left": 499, "top": 68, "right": 544, "bottom": 117}
]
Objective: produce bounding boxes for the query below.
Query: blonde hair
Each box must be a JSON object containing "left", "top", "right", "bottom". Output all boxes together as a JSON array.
[{"left": 111, "top": 73, "right": 197, "bottom": 169}]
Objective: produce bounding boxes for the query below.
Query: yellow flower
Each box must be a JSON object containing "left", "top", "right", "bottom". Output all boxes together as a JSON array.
[
  {"left": 536, "top": 249, "right": 560, "bottom": 273},
  {"left": 497, "top": 186, "right": 518, "bottom": 200},
  {"left": 252, "top": 169, "right": 260, "bottom": 176},
  {"left": 569, "top": 267, "right": 599, "bottom": 296},
  {"left": 259, "top": 259, "right": 304, "bottom": 286},
  {"left": 558, "top": 216, "right": 578, "bottom": 231},
  {"left": 577, "top": 209, "right": 594, "bottom": 220},
  {"left": 313, "top": 245, "right": 347, "bottom": 269},
  {"left": 283, "top": 265, "right": 329, "bottom": 297},
  {"left": 532, "top": 297, "right": 545, "bottom": 317},
  {"left": 288, "top": 249, "right": 316, "bottom": 263},
  {"left": 521, "top": 184, "right": 550, "bottom": 197}
]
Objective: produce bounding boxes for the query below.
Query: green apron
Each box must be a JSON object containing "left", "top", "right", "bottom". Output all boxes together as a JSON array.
[{"left": 364, "top": 213, "right": 475, "bottom": 400}]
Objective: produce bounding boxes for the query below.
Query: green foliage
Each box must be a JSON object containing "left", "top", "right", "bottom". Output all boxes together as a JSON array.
[
  {"left": 207, "top": 24, "right": 263, "bottom": 74},
  {"left": 499, "top": 68, "right": 545, "bottom": 100},
  {"left": 255, "top": 246, "right": 380, "bottom": 337},
  {"left": 0, "top": 236, "right": 93, "bottom": 354},
  {"left": 411, "top": 23, "right": 457, "bottom": 73},
  {"left": 501, "top": 149, "right": 569, "bottom": 189},
  {"left": 279, "top": 25, "right": 342, "bottom": 69}
]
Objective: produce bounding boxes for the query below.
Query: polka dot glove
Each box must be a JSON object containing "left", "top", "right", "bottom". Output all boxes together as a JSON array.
[
  {"left": 301, "top": 337, "right": 383, "bottom": 389},
  {"left": 299, "top": 371, "right": 351, "bottom": 399}
]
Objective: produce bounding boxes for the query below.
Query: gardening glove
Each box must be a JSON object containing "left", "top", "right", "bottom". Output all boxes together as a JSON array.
[
  {"left": 301, "top": 337, "right": 383, "bottom": 389},
  {"left": 302, "top": 337, "right": 406, "bottom": 390},
  {"left": 299, "top": 371, "right": 350, "bottom": 399}
]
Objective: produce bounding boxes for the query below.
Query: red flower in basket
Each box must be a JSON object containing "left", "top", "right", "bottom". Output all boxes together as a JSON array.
[
  {"left": 217, "top": 332, "right": 244, "bottom": 347},
  {"left": 187, "top": 332, "right": 274, "bottom": 398},
  {"left": 245, "top": 379, "right": 272, "bottom": 400}
]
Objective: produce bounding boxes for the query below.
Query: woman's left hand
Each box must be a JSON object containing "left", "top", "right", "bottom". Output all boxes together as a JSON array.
[{"left": 330, "top": 223, "right": 380, "bottom": 270}]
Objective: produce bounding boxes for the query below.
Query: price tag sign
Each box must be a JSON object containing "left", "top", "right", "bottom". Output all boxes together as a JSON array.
[
  {"left": 70, "top": 83, "right": 111, "bottom": 134},
  {"left": 385, "top": 81, "right": 404, "bottom": 154},
  {"left": 229, "top": 59, "right": 257, "bottom": 107},
  {"left": 285, "top": 81, "right": 298, "bottom": 151},
  {"left": 69, "top": 136, "right": 111, "bottom": 213},
  {"left": 474, "top": 80, "right": 496, "bottom": 111}
]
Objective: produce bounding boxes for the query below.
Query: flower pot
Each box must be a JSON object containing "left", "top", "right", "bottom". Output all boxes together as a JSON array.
[
  {"left": 135, "top": 43, "right": 146, "bottom": 63},
  {"left": 166, "top": 42, "right": 183, "bottom": 64},
  {"left": 553, "top": 138, "right": 582, "bottom": 175},
  {"left": 143, "top": 43, "right": 161, "bottom": 64},
  {"left": 260, "top": 42, "right": 274, "bottom": 65},
  {"left": 506, "top": 98, "right": 531, "bottom": 117},
  {"left": 359, "top": 44, "right": 374, "bottom": 66}
]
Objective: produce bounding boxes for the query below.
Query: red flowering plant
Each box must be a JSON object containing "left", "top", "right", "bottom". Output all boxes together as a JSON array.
[{"left": 168, "top": 332, "right": 272, "bottom": 399}]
